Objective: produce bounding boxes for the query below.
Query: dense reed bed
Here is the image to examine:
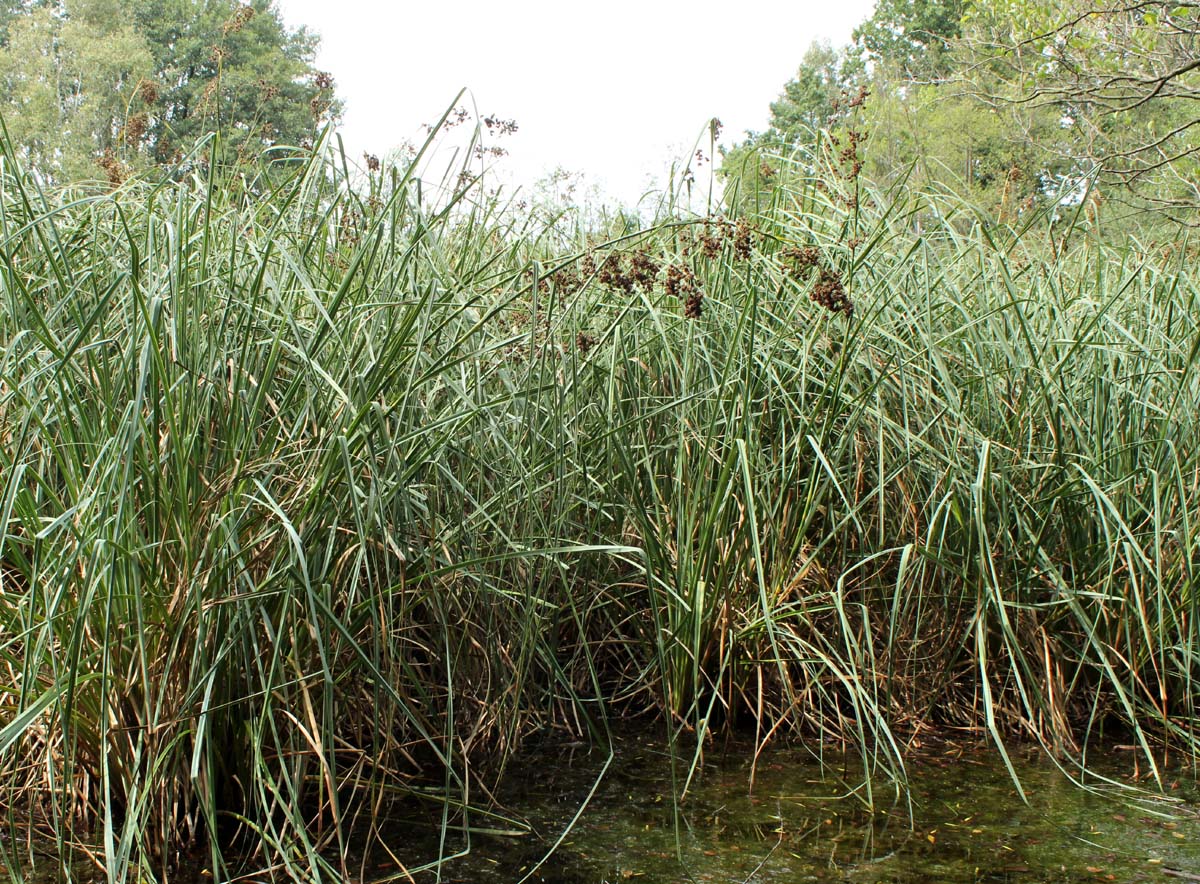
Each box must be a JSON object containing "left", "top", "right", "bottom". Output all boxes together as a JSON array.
[{"left": 1, "top": 123, "right": 1198, "bottom": 881}]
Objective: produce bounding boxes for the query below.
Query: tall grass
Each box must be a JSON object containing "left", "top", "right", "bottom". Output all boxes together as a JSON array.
[{"left": 1, "top": 120, "right": 1198, "bottom": 882}]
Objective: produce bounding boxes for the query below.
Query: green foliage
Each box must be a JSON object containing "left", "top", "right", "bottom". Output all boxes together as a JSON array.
[
  {"left": 767, "top": 41, "right": 845, "bottom": 138},
  {"left": 725, "top": 0, "right": 1197, "bottom": 227},
  {"left": 721, "top": 0, "right": 1003, "bottom": 214},
  {"left": 719, "top": 41, "right": 850, "bottom": 213},
  {"left": 0, "top": 0, "right": 152, "bottom": 179},
  {"left": 861, "top": 78, "right": 1074, "bottom": 211},
  {"left": 0, "top": 0, "right": 337, "bottom": 181},
  {"left": 2, "top": 123, "right": 1199, "bottom": 882},
  {"left": 127, "top": 0, "right": 339, "bottom": 164},
  {"left": 961, "top": 0, "right": 1200, "bottom": 218},
  {"left": 851, "top": 0, "right": 966, "bottom": 77},
  {"left": 0, "top": 1, "right": 28, "bottom": 45}
]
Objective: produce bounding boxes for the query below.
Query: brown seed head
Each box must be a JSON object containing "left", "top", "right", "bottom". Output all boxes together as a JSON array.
[
  {"left": 137, "top": 80, "right": 160, "bottom": 105},
  {"left": 810, "top": 266, "right": 853, "bottom": 316},
  {"left": 733, "top": 219, "right": 754, "bottom": 261},
  {"left": 96, "top": 150, "right": 127, "bottom": 188},
  {"left": 598, "top": 254, "right": 635, "bottom": 294},
  {"left": 198, "top": 78, "right": 220, "bottom": 111},
  {"left": 221, "top": 4, "right": 254, "bottom": 35},
  {"left": 784, "top": 245, "right": 821, "bottom": 271},
  {"left": 439, "top": 107, "right": 470, "bottom": 131},
  {"left": 310, "top": 94, "right": 332, "bottom": 120},
  {"left": 552, "top": 268, "right": 582, "bottom": 294},
  {"left": 698, "top": 221, "right": 725, "bottom": 260},
  {"left": 482, "top": 115, "right": 519, "bottom": 135},
  {"left": 629, "top": 250, "right": 659, "bottom": 291},
  {"left": 124, "top": 112, "right": 149, "bottom": 146},
  {"left": 665, "top": 262, "right": 697, "bottom": 300}
]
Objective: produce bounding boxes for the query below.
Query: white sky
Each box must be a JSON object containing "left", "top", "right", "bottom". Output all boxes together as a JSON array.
[{"left": 275, "top": 0, "right": 876, "bottom": 207}]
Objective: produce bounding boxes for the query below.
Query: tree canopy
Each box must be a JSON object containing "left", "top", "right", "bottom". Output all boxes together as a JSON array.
[
  {"left": 851, "top": 0, "right": 965, "bottom": 78},
  {"left": 0, "top": 0, "right": 339, "bottom": 181},
  {"left": 722, "top": 0, "right": 1200, "bottom": 225}
]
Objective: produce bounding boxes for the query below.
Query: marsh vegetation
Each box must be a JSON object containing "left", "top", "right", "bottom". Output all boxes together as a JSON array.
[{"left": 1, "top": 95, "right": 1198, "bottom": 881}]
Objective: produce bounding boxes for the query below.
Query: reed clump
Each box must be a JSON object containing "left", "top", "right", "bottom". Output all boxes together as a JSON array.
[{"left": 1, "top": 123, "right": 1198, "bottom": 881}]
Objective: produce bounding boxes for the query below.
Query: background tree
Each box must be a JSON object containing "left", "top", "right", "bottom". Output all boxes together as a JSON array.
[
  {"left": 960, "top": 0, "right": 1200, "bottom": 218},
  {"left": 850, "top": 0, "right": 966, "bottom": 79},
  {"left": 721, "top": 0, "right": 997, "bottom": 210},
  {"left": 768, "top": 41, "right": 846, "bottom": 137},
  {"left": 721, "top": 0, "right": 1191, "bottom": 226},
  {"left": 719, "top": 41, "right": 848, "bottom": 209},
  {"left": 0, "top": 1, "right": 29, "bottom": 45},
  {"left": 0, "top": 0, "right": 153, "bottom": 179},
  {"left": 0, "top": 0, "right": 340, "bottom": 181},
  {"left": 127, "top": 0, "right": 340, "bottom": 166}
]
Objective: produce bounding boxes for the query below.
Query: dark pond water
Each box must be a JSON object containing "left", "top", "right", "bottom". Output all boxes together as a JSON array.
[
  {"left": 9, "top": 734, "right": 1200, "bottom": 883},
  {"left": 365, "top": 733, "right": 1200, "bottom": 884}
]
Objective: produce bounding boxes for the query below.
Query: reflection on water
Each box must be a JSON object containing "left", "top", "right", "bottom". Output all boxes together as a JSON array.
[
  {"left": 368, "top": 734, "right": 1200, "bottom": 884},
  {"left": 9, "top": 735, "right": 1199, "bottom": 882}
]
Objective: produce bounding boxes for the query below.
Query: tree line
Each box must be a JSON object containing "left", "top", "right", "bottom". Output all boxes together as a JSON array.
[
  {"left": 0, "top": 0, "right": 337, "bottom": 181},
  {"left": 1, "top": 0, "right": 1195, "bottom": 228},
  {"left": 721, "top": 0, "right": 1200, "bottom": 226}
]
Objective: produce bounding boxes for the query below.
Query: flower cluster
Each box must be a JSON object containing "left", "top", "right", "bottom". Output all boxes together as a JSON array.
[
  {"left": 310, "top": 72, "right": 335, "bottom": 120},
  {"left": 123, "top": 113, "right": 149, "bottom": 146},
  {"left": 784, "top": 246, "right": 853, "bottom": 316},
  {"left": 482, "top": 115, "right": 519, "bottom": 136},
  {"left": 810, "top": 266, "right": 853, "bottom": 316},
  {"left": 138, "top": 80, "right": 160, "bottom": 105},
  {"left": 96, "top": 150, "right": 128, "bottom": 188},
  {"left": 665, "top": 263, "right": 703, "bottom": 319},
  {"left": 221, "top": 4, "right": 254, "bottom": 35}
]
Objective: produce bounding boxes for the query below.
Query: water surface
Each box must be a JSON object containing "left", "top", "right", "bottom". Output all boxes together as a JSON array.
[{"left": 368, "top": 733, "right": 1200, "bottom": 884}]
